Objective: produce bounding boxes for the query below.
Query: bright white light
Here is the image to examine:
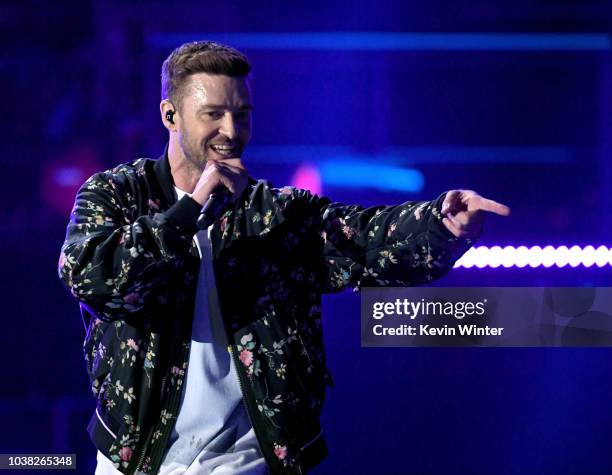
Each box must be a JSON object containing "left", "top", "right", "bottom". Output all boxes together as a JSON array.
[
  {"left": 501, "top": 246, "right": 515, "bottom": 268},
  {"left": 582, "top": 246, "right": 595, "bottom": 268},
  {"left": 595, "top": 246, "right": 609, "bottom": 268},
  {"left": 541, "top": 246, "right": 556, "bottom": 268},
  {"left": 528, "top": 246, "right": 543, "bottom": 268},
  {"left": 555, "top": 246, "right": 569, "bottom": 268},
  {"left": 568, "top": 246, "right": 582, "bottom": 268},
  {"left": 453, "top": 245, "right": 612, "bottom": 269},
  {"left": 515, "top": 246, "right": 530, "bottom": 268},
  {"left": 474, "top": 246, "right": 489, "bottom": 269},
  {"left": 488, "top": 246, "right": 503, "bottom": 268}
]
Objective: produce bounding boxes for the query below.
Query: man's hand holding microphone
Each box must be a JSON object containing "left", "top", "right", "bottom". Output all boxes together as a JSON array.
[{"left": 191, "top": 158, "right": 249, "bottom": 230}]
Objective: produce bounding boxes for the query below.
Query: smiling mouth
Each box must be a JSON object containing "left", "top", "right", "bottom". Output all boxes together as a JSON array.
[{"left": 210, "top": 143, "right": 240, "bottom": 157}]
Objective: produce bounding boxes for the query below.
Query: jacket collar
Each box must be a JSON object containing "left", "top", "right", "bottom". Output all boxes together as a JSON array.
[
  {"left": 153, "top": 143, "right": 177, "bottom": 208},
  {"left": 152, "top": 144, "right": 287, "bottom": 257}
]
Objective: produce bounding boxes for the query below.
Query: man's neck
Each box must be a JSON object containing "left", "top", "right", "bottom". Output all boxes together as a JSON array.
[{"left": 168, "top": 139, "right": 200, "bottom": 193}]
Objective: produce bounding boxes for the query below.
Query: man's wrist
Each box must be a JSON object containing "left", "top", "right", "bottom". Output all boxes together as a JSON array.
[
  {"left": 164, "top": 195, "right": 203, "bottom": 235},
  {"left": 191, "top": 188, "right": 213, "bottom": 206}
]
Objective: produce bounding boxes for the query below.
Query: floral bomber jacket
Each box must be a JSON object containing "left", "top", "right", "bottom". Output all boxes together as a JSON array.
[{"left": 58, "top": 150, "right": 473, "bottom": 474}]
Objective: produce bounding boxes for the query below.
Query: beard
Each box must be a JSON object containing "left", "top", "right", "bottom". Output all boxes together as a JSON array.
[{"left": 178, "top": 128, "right": 208, "bottom": 175}]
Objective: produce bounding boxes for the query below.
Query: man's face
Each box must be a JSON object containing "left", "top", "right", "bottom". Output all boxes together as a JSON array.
[{"left": 176, "top": 72, "right": 252, "bottom": 171}]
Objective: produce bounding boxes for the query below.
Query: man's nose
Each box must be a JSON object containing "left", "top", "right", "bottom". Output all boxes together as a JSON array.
[{"left": 219, "top": 113, "right": 238, "bottom": 139}]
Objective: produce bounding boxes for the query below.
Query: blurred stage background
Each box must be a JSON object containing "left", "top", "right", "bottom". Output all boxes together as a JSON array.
[{"left": 2, "top": 1, "right": 612, "bottom": 473}]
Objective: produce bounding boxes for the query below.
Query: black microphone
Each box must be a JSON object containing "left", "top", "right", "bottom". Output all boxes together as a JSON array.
[{"left": 196, "top": 189, "right": 231, "bottom": 230}]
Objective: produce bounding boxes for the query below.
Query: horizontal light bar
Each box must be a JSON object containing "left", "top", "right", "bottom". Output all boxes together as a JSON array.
[
  {"left": 454, "top": 246, "right": 612, "bottom": 269},
  {"left": 149, "top": 33, "right": 612, "bottom": 51},
  {"left": 320, "top": 161, "right": 424, "bottom": 192},
  {"left": 384, "top": 146, "right": 571, "bottom": 164},
  {"left": 244, "top": 145, "right": 572, "bottom": 165}
]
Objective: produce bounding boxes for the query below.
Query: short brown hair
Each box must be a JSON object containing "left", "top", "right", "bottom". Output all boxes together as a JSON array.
[{"left": 161, "top": 40, "right": 251, "bottom": 110}]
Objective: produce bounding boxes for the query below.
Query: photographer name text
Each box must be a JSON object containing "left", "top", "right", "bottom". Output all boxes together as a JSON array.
[{"left": 370, "top": 298, "right": 504, "bottom": 337}]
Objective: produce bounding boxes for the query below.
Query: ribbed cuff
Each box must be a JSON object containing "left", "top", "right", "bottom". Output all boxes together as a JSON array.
[
  {"left": 430, "top": 192, "right": 456, "bottom": 240},
  {"left": 163, "top": 195, "right": 202, "bottom": 236}
]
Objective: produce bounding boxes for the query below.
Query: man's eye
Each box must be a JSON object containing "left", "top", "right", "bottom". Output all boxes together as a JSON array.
[
  {"left": 236, "top": 111, "right": 251, "bottom": 120},
  {"left": 205, "top": 112, "right": 224, "bottom": 120}
]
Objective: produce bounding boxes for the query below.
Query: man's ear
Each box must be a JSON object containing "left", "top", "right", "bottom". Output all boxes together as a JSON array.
[{"left": 160, "top": 100, "right": 177, "bottom": 130}]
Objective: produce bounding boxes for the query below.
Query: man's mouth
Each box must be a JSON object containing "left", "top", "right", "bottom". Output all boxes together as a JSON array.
[{"left": 210, "top": 143, "right": 240, "bottom": 158}]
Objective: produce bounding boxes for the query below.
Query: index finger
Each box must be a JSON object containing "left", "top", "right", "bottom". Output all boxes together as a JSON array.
[
  {"left": 471, "top": 196, "right": 511, "bottom": 216},
  {"left": 208, "top": 158, "right": 247, "bottom": 173}
]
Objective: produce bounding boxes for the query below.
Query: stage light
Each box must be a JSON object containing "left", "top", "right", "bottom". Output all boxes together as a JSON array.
[
  {"left": 321, "top": 161, "right": 424, "bottom": 192},
  {"left": 454, "top": 245, "right": 612, "bottom": 269},
  {"left": 291, "top": 162, "right": 322, "bottom": 195}
]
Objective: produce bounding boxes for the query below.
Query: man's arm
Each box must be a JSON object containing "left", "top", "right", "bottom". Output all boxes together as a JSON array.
[
  {"left": 312, "top": 190, "right": 508, "bottom": 292},
  {"left": 58, "top": 170, "right": 201, "bottom": 321}
]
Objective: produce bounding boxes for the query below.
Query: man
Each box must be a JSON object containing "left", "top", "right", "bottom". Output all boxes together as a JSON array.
[{"left": 58, "top": 41, "right": 509, "bottom": 475}]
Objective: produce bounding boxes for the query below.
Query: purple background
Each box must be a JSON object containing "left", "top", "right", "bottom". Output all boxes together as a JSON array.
[{"left": 3, "top": 1, "right": 612, "bottom": 473}]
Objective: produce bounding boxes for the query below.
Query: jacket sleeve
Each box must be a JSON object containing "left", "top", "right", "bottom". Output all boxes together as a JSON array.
[
  {"left": 58, "top": 170, "right": 202, "bottom": 321},
  {"left": 314, "top": 192, "right": 474, "bottom": 292}
]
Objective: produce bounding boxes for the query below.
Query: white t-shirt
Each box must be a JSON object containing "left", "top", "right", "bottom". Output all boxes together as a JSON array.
[{"left": 95, "top": 188, "right": 267, "bottom": 475}]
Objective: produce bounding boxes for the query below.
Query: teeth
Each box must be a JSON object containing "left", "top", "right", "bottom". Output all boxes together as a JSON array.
[{"left": 211, "top": 145, "right": 236, "bottom": 155}]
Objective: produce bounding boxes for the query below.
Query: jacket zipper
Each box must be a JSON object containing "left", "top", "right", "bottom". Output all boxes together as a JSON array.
[
  {"left": 148, "top": 342, "right": 188, "bottom": 473},
  {"left": 228, "top": 344, "right": 270, "bottom": 467},
  {"left": 299, "top": 430, "right": 322, "bottom": 452},
  {"left": 132, "top": 346, "right": 172, "bottom": 474},
  {"left": 133, "top": 428, "right": 153, "bottom": 474}
]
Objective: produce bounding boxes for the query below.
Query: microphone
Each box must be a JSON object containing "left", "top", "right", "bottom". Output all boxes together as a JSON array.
[{"left": 196, "top": 189, "right": 231, "bottom": 230}]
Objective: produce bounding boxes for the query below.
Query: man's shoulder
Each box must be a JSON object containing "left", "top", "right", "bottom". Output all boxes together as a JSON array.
[
  {"left": 246, "top": 181, "right": 325, "bottom": 205},
  {"left": 79, "top": 157, "right": 159, "bottom": 194},
  {"left": 243, "top": 181, "right": 332, "bottom": 222},
  {"left": 87, "top": 157, "right": 155, "bottom": 183}
]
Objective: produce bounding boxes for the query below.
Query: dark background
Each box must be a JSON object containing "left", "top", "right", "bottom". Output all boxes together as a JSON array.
[{"left": 2, "top": 1, "right": 612, "bottom": 473}]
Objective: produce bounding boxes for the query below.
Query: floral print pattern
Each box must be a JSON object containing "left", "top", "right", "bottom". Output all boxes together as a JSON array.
[{"left": 59, "top": 155, "right": 472, "bottom": 474}]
